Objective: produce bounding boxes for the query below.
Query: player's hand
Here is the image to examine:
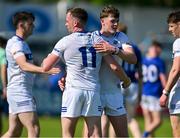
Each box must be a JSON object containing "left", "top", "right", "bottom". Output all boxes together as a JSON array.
[
  {"left": 93, "top": 41, "right": 115, "bottom": 54},
  {"left": 58, "top": 77, "right": 66, "bottom": 92},
  {"left": 159, "top": 94, "right": 168, "bottom": 107},
  {"left": 121, "top": 77, "right": 131, "bottom": 89},
  {"left": 46, "top": 67, "right": 60, "bottom": 74}
]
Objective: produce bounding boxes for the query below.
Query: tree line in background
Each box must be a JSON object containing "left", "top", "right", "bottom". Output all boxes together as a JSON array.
[{"left": 3, "top": 0, "right": 180, "bottom": 7}]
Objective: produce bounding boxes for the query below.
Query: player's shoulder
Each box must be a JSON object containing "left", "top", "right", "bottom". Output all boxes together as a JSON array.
[
  {"left": 173, "top": 38, "right": 180, "bottom": 50},
  {"left": 6, "top": 36, "right": 23, "bottom": 50},
  {"left": 116, "top": 32, "right": 128, "bottom": 39}
]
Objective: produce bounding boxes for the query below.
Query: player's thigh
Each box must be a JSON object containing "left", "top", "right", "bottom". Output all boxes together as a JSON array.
[
  {"left": 84, "top": 116, "right": 101, "bottom": 137},
  {"left": 61, "top": 87, "right": 85, "bottom": 117},
  {"left": 8, "top": 113, "right": 23, "bottom": 135},
  {"left": 61, "top": 117, "right": 79, "bottom": 136},
  {"left": 108, "top": 114, "right": 128, "bottom": 137},
  {"left": 18, "top": 111, "right": 39, "bottom": 128},
  {"left": 103, "top": 92, "right": 126, "bottom": 116},
  {"left": 170, "top": 115, "right": 180, "bottom": 133},
  {"left": 151, "top": 110, "right": 162, "bottom": 123},
  {"left": 82, "top": 90, "right": 102, "bottom": 117}
]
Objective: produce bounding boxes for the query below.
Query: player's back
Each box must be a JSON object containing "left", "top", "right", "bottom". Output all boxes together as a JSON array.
[
  {"left": 53, "top": 32, "right": 102, "bottom": 91},
  {"left": 142, "top": 56, "right": 165, "bottom": 97}
]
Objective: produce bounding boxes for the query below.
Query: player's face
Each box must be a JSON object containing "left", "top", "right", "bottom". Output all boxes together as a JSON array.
[
  {"left": 168, "top": 22, "right": 180, "bottom": 38},
  {"left": 101, "top": 15, "right": 119, "bottom": 35},
  {"left": 65, "top": 12, "right": 75, "bottom": 33},
  {"left": 22, "top": 18, "right": 34, "bottom": 37}
]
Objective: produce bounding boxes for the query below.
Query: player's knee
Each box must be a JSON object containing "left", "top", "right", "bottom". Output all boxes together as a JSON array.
[
  {"left": 27, "top": 123, "right": 40, "bottom": 136},
  {"left": 7, "top": 128, "right": 22, "bottom": 137}
]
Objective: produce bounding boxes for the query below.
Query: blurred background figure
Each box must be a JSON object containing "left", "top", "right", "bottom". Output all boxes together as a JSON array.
[
  {"left": 141, "top": 41, "right": 166, "bottom": 138},
  {"left": 0, "top": 36, "right": 7, "bottom": 136},
  {"left": 47, "top": 61, "right": 65, "bottom": 114},
  {"left": 115, "top": 22, "right": 142, "bottom": 138}
]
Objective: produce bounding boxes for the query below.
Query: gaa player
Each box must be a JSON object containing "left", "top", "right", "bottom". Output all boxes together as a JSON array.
[
  {"left": 2, "top": 11, "right": 60, "bottom": 138},
  {"left": 160, "top": 11, "right": 180, "bottom": 137},
  {"left": 42, "top": 7, "right": 131, "bottom": 137}
]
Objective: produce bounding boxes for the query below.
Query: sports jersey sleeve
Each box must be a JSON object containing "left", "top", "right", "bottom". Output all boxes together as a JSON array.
[
  {"left": 173, "top": 39, "right": 180, "bottom": 58},
  {"left": 118, "top": 32, "right": 132, "bottom": 49},
  {"left": 51, "top": 37, "right": 67, "bottom": 58},
  {"left": 10, "top": 42, "right": 24, "bottom": 59}
]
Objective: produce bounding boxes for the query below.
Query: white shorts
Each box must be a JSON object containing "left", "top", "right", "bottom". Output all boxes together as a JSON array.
[
  {"left": 101, "top": 92, "right": 126, "bottom": 116},
  {"left": 122, "top": 83, "right": 139, "bottom": 118},
  {"left": 7, "top": 94, "right": 36, "bottom": 115},
  {"left": 61, "top": 87, "right": 102, "bottom": 117},
  {"left": 168, "top": 87, "right": 180, "bottom": 115},
  {"left": 141, "top": 95, "right": 161, "bottom": 112}
]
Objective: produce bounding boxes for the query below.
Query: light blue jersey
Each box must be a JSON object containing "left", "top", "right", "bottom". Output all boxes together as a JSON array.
[
  {"left": 6, "top": 36, "right": 35, "bottom": 95},
  {"left": 92, "top": 31, "right": 131, "bottom": 93},
  {"left": 52, "top": 32, "right": 102, "bottom": 91}
]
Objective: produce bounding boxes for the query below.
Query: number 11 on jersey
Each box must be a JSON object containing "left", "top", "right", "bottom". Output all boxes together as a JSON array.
[{"left": 79, "top": 47, "right": 96, "bottom": 68}]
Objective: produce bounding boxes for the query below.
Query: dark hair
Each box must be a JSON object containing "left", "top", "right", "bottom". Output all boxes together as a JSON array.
[
  {"left": 167, "top": 11, "right": 180, "bottom": 23},
  {"left": 100, "top": 5, "right": 119, "bottom": 19},
  {"left": 12, "top": 11, "right": 35, "bottom": 29},
  {"left": 151, "top": 41, "right": 162, "bottom": 49},
  {"left": 117, "top": 22, "right": 127, "bottom": 34},
  {"left": 67, "top": 7, "right": 88, "bottom": 25},
  {"left": 0, "top": 36, "right": 7, "bottom": 48}
]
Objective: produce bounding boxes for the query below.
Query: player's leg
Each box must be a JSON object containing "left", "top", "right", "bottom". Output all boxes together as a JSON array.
[
  {"left": 82, "top": 90, "right": 102, "bottom": 137},
  {"left": 84, "top": 116, "right": 101, "bottom": 137},
  {"left": 101, "top": 114, "right": 109, "bottom": 137},
  {"left": 147, "top": 111, "right": 162, "bottom": 134},
  {"left": 105, "top": 92, "right": 128, "bottom": 137},
  {"left": 61, "top": 117, "right": 79, "bottom": 137},
  {"left": 2, "top": 113, "right": 23, "bottom": 138},
  {"left": 108, "top": 122, "right": 116, "bottom": 137},
  {"left": 170, "top": 114, "right": 180, "bottom": 137},
  {"left": 125, "top": 83, "right": 141, "bottom": 138},
  {"left": 108, "top": 114, "right": 128, "bottom": 137},
  {"left": 18, "top": 111, "right": 40, "bottom": 138},
  {"left": 61, "top": 87, "right": 85, "bottom": 137},
  {"left": 142, "top": 108, "right": 152, "bottom": 137}
]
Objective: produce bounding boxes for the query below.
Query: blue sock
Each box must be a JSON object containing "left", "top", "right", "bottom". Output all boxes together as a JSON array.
[{"left": 143, "top": 131, "right": 150, "bottom": 138}]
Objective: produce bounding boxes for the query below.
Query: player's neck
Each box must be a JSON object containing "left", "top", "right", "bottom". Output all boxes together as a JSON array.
[
  {"left": 100, "top": 29, "right": 115, "bottom": 37},
  {"left": 16, "top": 30, "right": 27, "bottom": 40},
  {"left": 74, "top": 27, "right": 84, "bottom": 33}
]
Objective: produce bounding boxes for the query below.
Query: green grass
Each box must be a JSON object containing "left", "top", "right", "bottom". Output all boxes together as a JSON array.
[{"left": 2, "top": 115, "right": 172, "bottom": 137}]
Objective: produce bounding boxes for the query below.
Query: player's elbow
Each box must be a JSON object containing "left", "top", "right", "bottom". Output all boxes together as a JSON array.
[
  {"left": 42, "top": 65, "right": 50, "bottom": 72},
  {"left": 110, "top": 64, "right": 119, "bottom": 72},
  {"left": 130, "top": 54, "right": 137, "bottom": 64},
  {"left": 172, "top": 67, "right": 180, "bottom": 76}
]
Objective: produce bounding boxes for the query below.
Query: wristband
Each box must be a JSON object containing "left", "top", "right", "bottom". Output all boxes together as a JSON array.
[
  {"left": 163, "top": 89, "right": 169, "bottom": 97},
  {"left": 112, "top": 47, "right": 120, "bottom": 55}
]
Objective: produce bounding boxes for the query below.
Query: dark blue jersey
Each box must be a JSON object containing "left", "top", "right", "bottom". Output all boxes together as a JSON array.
[
  {"left": 142, "top": 57, "right": 165, "bottom": 98},
  {"left": 122, "top": 44, "right": 142, "bottom": 82}
]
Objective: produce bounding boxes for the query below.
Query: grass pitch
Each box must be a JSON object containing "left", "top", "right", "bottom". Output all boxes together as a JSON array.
[{"left": 2, "top": 115, "right": 172, "bottom": 137}]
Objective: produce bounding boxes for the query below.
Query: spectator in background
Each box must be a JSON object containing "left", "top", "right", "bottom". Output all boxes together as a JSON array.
[
  {"left": 160, "top": 11, "right": 180, "bottom": 137},
  {"left": 0, "top": 36, "right": 7, "bottom": 136},
  {"left": 141, "top": 41, "right": 166, "bottom": 137},
  {"left": 116, "top": 22, "right": 142, "bottom": 138}
]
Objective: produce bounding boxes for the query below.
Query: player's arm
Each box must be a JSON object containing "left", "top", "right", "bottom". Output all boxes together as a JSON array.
[
  {"left": 94, "top": 41, "right": 137, "bottom": 64},
  {"left": 160, "top": 56, "right": 180, "bottom": 107},
  {"left": 42, "top": 54, "right": 60, "bottom": 72},
  {"left": 164, "top": 56, "right": 180, "bottom": 93},
  {"left": 1, "top": 63, "right": 7, "bottom": 98},
  {"left": 136, "top": 61, "right": 143, "bottom": 103},
  {"left": 103, "top": 55, "right": 131, "bottom": 88},
  {"left": 16, "top": 55, "right": 60, "bottom": 74}
]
